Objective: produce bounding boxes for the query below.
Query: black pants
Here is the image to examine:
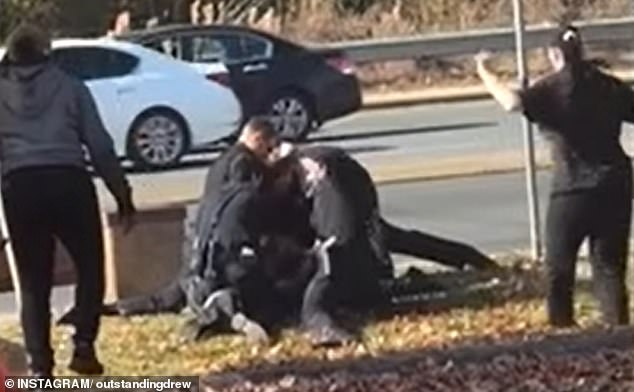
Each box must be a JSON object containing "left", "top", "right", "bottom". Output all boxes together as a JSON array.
[
  {"left": 545, "top": 175, "right": 632, "bottom": 327},
  {"left": 300, "top": 235, "right": 387, "bottom": 329},
  {"left": 380, "top": 219, "right": 492, "bottom": 270},
  {"left": 115, "top": 280, "right": 186, "bottom": 316},
  {"left": 184, "top": 187, "right": 271, "bottom": 327},
  {"left": 300, "top": 252, "right": 332, "bottom": 329},
  {"left": 2, "top": 167, "right": 105, "bottom": 373}
]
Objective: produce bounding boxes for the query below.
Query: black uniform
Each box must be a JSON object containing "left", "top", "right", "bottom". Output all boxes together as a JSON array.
[
  {"left": 520, "top": 63, "right": 634, "bottom": 326},
  {"left": 178, "top": 145, "right": 496, "bottom": 344},
  {"left": 187, "top": 144, "right": 267, "bottom": 274},
  {"left": 300, "top": 147, "right": 388, "bottom": 310},
  {"left": 300, "top": 146, "right": 496, "bottom": 271},
  {"left": 103, "top": 146, "right": 495, "bottom": 332},
  {"left": 103, "top": 144, "right": 268, "bottom": 325},
  {"left": 181, "top": 142, "right": 272, "bottom": 329}
]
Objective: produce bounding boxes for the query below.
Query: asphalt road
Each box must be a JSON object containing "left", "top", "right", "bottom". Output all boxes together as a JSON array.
[
  {"left": 381, "top": 170, "right": 551, "bottom": 254},
  {"left": 0, "top": 170, "right": 555, "bottom": 317},
  {"left": 100, "top": 99, "right": 541, "bottom": 210},
  {"left": 106, "top": 99, "right": 634, "bottom": 210}
]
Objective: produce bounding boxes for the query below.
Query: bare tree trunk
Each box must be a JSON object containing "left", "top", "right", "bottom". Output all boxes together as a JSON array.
[
  {"left": 278, "top": 0, "right": 287, "bottom": 32},
  {"left": 170, "top": 0, "right": 192, "bottom": 23},
  {"left": 191, "top": 0, "right": 204, "bottom": 24},
  {"left": 559, "top": 0, "right": 584, "bottom": 22}
]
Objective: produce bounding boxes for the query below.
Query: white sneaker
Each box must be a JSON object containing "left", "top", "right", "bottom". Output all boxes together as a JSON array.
[{"left": 230, "top": 313, "right": 270, "bottom": 345}]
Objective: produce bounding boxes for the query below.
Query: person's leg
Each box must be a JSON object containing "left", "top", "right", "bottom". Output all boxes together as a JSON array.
[
  {"left": 300, "top": 242, "right": 354, "bottom": 347},
  {"left": 381, "top": 218, "right": 498, "bottom": 271},
  {"left": 366, "top": 210, "right": 395, "bottom": 279},
  {"left": 51, "top": 171, "right": 104, "bottom": 374},
  {"left": 589, "top": 177, "right": 632, "bottom": 326},
  {"left": 300, "top": 251, "right": 331, "bottom": 326},
  {"left": 2, "top": 173, "right": 55, "bottom": 376},
  {"left": 544, "top": 191, "right": 589, "bottom": 327},
  {"left": 115, "top": 280, "right": 186, "bottom": 316},
  {"left": 182, "top": 240, "right": 269, "bottom": 343}
]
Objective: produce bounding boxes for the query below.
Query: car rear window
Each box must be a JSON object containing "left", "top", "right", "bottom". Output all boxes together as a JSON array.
[
  {"left": 180, "top": 33, "right": 273, "bottom": 65},
  {"left": 52, "top": 47, "right": 139, "bottom": 81}
]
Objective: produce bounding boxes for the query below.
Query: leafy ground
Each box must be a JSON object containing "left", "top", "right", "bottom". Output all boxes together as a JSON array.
[
  {"left": 208, "top": 346, "right": 634, "bottom": 391},
  {"left": 0, "top": 256, "right": 631, "bottom": 390}
]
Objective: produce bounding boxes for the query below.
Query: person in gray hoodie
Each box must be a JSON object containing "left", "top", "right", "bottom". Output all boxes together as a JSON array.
[{"left": 0, "top": 23, "right": 136, "bottom": 377}]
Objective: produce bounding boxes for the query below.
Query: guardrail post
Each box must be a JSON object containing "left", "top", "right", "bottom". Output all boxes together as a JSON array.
[{"left": 513, "top": 0, "right": 543, "bottom": 261}]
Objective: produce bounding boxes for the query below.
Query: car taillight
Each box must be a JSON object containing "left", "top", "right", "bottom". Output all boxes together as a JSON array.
[
  {"left": 207, "top": 72, "right": 232, "bottom": 88},
  {"left": 327, "top": 56, "right": 356, "bottom": 75}
]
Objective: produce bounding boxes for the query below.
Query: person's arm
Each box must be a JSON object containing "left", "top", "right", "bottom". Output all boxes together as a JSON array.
[
  {"left": 228, "top": 154, "right": 261, "bottom": 185},
  {"left": 617, "top": 81, "right": 634, "bottom": 124},
  {"left": 74, "top": 80, "right": 136, "bottom": 230},
  {"left": 189, "top": 165, "right": 220, "bottom": 271},
  {"left": 475, "top": 51, "right": 523, "bottom": 112}
]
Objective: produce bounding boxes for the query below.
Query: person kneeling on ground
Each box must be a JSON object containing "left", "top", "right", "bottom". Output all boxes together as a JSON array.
[
  {"left": 257, "top": 143, "right": 501, "bottom": 347},
  {"left": 60, "top": 118, "right": 279, "bottom": 344}
]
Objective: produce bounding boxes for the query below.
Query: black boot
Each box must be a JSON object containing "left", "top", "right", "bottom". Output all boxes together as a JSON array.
[
  {"left": 303, "top": 313, "right": 355, "bottom": 348},
  {"left": 56, "top": 307, "right": 77, "bottom": 327},
  {"left": 464, "top": 249, "right": 502, "bottom": 272},
  {"left": 26, "top": 349, "right": 54, "bottom": 384},
  {"left": 307, "top": 324, "right": 355, "bottom": 348},
  {"left": 29, "top": 372, "right": 54, "bottom": 392},
  {"left": 69, "top": 342, "right": 103, "bottom": 375}
]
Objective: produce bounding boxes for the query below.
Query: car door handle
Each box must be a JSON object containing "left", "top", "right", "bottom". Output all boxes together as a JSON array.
[
  {"left": 242, "top": 63, "right": 268, "bottom": 73},
  {"left": 117, "top": 87, "right": 135, "bottom": 95}
]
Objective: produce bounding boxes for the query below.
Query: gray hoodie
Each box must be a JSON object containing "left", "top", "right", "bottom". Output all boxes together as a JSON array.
[{"left": 0, "top": 60, "right": 131, "bottom": 205}]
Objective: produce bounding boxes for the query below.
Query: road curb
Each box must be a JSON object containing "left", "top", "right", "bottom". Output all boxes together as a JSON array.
[
  {"left": 363, "top": 86, "right": 491, "bottom": 110},
  {"left": 101, "top": 148, "right": 553, "bottom": 211},
  {"left": 367, "top": 148, "right": 552, "bottom": 186},
  {"left": 362, "top": 70, "right": 634, "bottom": 110}
]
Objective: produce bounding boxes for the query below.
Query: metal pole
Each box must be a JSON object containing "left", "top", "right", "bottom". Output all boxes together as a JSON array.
[{"left": 512, "top": 0, "right": 542, "bottom": 260}]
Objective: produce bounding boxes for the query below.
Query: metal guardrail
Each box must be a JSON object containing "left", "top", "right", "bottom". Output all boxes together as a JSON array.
[{"left": 314, "top": 17, "right": 634, "bottom": 62}]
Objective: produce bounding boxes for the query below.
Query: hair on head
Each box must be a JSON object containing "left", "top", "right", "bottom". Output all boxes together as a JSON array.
[
  {"left": 242, "top": 116, "right": 278, "bottom": 142},
  {"left": 551, "top": 24, "right": 584, "bottom": 64},
  {"left": 5, "top": 23, "right": 51, "bottom": 65}
]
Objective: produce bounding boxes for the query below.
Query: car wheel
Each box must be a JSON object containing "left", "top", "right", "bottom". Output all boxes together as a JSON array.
[
  {"left": 267, "top": 91, "right": 316, "bottom": 140},
  {"left": 128, "top": 110, "right": 189, "bottom": 170}
]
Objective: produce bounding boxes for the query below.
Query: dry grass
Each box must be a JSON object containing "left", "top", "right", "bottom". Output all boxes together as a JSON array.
[
  {"left": 358, "top": 45, "right": 634, "bottom": 93},
  {"left": 260, "top": 0, "right": 633, "bottom": 93},
  {"left": 272, "top": 0, "right": 630, "bottom": 42},
  {"left": 0, "top": 257, "right": 623, "bottom": 377}
]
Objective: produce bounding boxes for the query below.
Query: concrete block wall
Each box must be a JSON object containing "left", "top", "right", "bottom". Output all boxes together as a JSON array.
[{"left": 0, "top": 203, "right": 191, "bottom": 303}]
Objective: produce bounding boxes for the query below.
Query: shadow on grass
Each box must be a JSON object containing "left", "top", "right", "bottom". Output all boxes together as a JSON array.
[
  {"left": 373, "top": 265, "right": 545, "bottom": 319},
  {"left": 203, "top": 325, "right": 634, "bottom": 389}
]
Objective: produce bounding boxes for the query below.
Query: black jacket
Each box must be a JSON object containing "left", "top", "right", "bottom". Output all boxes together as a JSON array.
[
  {"left": 0, "top": 60, "right": 131, "bottom": 207},
  {"left": 299, "top": 146, "right": 378, "bottom": 243},
  {"left": 298, "top": 146, "right": 394, "bottom": 279},
  {"left": 187, "top": 144, "right": 267, "bottom": 277}
]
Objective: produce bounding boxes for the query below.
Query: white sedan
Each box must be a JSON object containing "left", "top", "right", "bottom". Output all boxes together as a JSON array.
[{"left": 47, "top": 38, "right": 242, "bottom": 169}]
